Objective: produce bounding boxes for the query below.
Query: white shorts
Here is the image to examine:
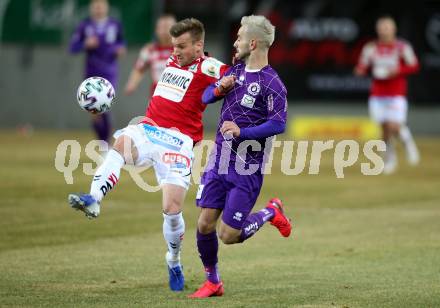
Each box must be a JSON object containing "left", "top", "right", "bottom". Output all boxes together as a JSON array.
[
  {"left": 113, "top": 124, "right": 194, "bottom": 189},
  {"left": 368, "top": 96, "right": 408, "bottom": 124}
]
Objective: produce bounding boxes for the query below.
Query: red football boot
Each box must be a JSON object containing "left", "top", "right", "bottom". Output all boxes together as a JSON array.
[
  {"left": 266, "top": 198, "right": 292, "bottom": 237},
  {"left": 188, "top": 280, "right": 224, "bottom": 298}
]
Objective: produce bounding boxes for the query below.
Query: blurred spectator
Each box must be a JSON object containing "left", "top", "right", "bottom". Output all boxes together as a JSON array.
[
  {"left": 124, "top": 14, "right": 176, "bottom": 97},
  {"left": 69, "top": 0, "right": 126, "bottom": 143},
  {"left": 354, "top": 15, "right": 420, "bottom": 174}
]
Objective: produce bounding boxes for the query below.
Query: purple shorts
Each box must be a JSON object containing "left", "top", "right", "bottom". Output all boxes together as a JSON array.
[{"left": 196, "top": 165, "right": 263, "bottom": 230}]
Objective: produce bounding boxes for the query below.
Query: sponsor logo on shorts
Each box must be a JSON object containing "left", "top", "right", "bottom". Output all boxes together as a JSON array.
[
  {"left": 162, "top": 152, "right": 191, "bottom": 169},
  {"left": 233, "top": 211, "right": 243, "bottom": 221},
  {"left": 143, "top": 125, "right": 184, "bottom": 151}
]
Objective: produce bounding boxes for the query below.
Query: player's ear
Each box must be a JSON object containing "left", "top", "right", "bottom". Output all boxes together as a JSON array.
[
  {"left": 249, "top": 39, "right": 257, "bottom": 51},
  {"left": 194, "top": 40, "right": 204, "bottom": 52}
]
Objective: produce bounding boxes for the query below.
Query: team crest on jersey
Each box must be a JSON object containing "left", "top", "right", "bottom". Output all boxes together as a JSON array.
[
  {"left": 247, "top": 82, "right": 261, "bottom": 96},
  {"left": 241, "top": 94, "right": 255, "bottom": 108}
]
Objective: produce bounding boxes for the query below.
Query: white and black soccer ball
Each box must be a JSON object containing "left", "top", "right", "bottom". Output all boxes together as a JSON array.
[{"left": 76, "top": 77, "right": 115, "bottom": 114}]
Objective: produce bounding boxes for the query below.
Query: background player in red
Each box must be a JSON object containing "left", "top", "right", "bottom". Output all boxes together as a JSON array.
[
  {"left": 355, "top": 15, "right": 420, "bottom": 174},
  {"left": 68, "top": 18, "right": 228, "bottom": 292},
  {"left": 124, "top": 14, "right": 176, "bottom": 97}
]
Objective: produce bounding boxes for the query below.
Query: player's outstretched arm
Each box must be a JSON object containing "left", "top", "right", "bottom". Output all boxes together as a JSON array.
[
  {"left": 220, "top": 120, "right": 285, "bottom": 139},
  {"left": 124, "top": 69, "right": 144, "bottom": 95},
  {"left": 202, "top": 83, "right": 222, "bottom": 104},
  {"left": 240, "top": 120, "right": 285, "bottom": 139},
  {"left": 202, "top": 75, "right": 236, "bottom": 104}
]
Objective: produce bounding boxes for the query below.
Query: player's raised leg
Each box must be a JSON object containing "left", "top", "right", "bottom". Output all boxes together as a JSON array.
[
  {"left": 240, "top": 198, "right": 292, "bottom": 241},
  {"left": 68, "top": 133, "right": 135, "bottom": 218}
]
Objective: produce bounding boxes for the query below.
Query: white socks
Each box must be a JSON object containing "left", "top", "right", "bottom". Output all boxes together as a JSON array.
[
  {"left": 399, "top": 125, "right": 420, "bottom": 165},
  {"left": 163, "top": 212, "right": 185, "bottom": 268},
  {"left": 383, "top": 141, "right": 397, "bottom": 174},
  {"left": 399, "top": 125, "right": 413, "bottom": 143},
  {"left": 90, "top": 149, "right": 125, "bottom": 202}
]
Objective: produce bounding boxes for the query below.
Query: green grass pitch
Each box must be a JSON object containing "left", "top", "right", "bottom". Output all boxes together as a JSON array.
[{"left": 1, "top": 130, "right": 439, "bottom": 307}]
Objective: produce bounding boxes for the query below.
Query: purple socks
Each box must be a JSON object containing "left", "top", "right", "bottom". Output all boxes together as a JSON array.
[
  {"left": 239, "top": 207, "right": 275, "bottom": 242},
  {"left": 197, "top": 230, "right": 220, "bottom": 284},
  {"left": 196, "top": 207, "right": 275, "bottom": 283}
]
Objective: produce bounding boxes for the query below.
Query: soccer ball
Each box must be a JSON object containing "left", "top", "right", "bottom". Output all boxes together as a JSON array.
[{"left": 76, "top": 77, "right": 115, "bottom": 114}]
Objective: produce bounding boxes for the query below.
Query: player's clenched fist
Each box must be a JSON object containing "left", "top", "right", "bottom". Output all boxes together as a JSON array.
[
  {"left": 217, "top": 75, "right": 236, "bottom": 94},
  {"left": 220, "top": 120, "right": 240, "bottom": 138}
]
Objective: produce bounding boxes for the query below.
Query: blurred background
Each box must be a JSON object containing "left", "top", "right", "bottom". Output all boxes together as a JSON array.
[{"left": 1, "top": 0, "right": 439, "bottom": 136}]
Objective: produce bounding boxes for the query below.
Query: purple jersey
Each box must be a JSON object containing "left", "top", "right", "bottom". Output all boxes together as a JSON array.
[
  {"left": 69, "top": 17, "right": 125, "bottom": 87},
  {"left": 215, "top": 61, "right": 288, "bottom": 166}
]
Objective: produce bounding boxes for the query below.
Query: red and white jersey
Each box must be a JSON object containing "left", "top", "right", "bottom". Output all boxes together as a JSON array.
[
  {"left": 142, "top": 55, "right": 228, "bottom": 143},
  {"left": 356, "top": 39, "right": 419, "bottom": 96},
  {"left": 135, "top": 43, "right": 173, "bottom": 94}
]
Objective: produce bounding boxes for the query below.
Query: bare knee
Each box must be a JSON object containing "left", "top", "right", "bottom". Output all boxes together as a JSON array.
[
  {"left": 162, "top": 184, "right": 186, "bottom": 214},
  {"left": 113, "top": 135, "right": 137, "bottom": 164},
  {"left": 218, "top": 228, "right": 241, "bottom": 245},
  {"left": 163, "top": 198, "right": 183, "bottom": 215},
  {"left": 198, "top": 216, "right": 217, "bottom": 234},
  {"left": 218, "top": 233, "right": 237, "bottom": 245},
  {"left": 197, "top": 208, "right": 221, "bottom": 234}
]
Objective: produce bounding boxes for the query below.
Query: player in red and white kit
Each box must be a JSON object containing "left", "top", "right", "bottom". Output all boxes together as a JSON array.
[
  {"left": 355, "top": 15, "right": 420, "bottom": 174},
  {"left": 124, "top": 14, "right": 175, "bottom": 97},
  {"left": 68, "top": 18, "right": 228, "bottom": 291}
]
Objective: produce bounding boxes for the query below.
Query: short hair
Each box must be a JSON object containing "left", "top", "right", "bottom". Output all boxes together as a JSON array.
[
  {"left": 91, "top": 0, "right": 107, "bottom": 4},
  {"left": 158, "top": 14, "right": 176, "bottom": 22},
  {"left": 377, "top": 14, "right": 395, "bottom": 22},
  {"left": 170, "top": 18, "right": 205, "bottom": 41},
  {"left": 240, "top": 15, "right": 275, "bottom": 48}
]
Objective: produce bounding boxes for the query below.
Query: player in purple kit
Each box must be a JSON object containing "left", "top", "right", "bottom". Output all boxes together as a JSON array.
[
  {"left": 69, "top": 0, "right": 126, "bottom": 143},
  {"left": 189, "top": 15, "right": 292, "bottom": 298}
]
